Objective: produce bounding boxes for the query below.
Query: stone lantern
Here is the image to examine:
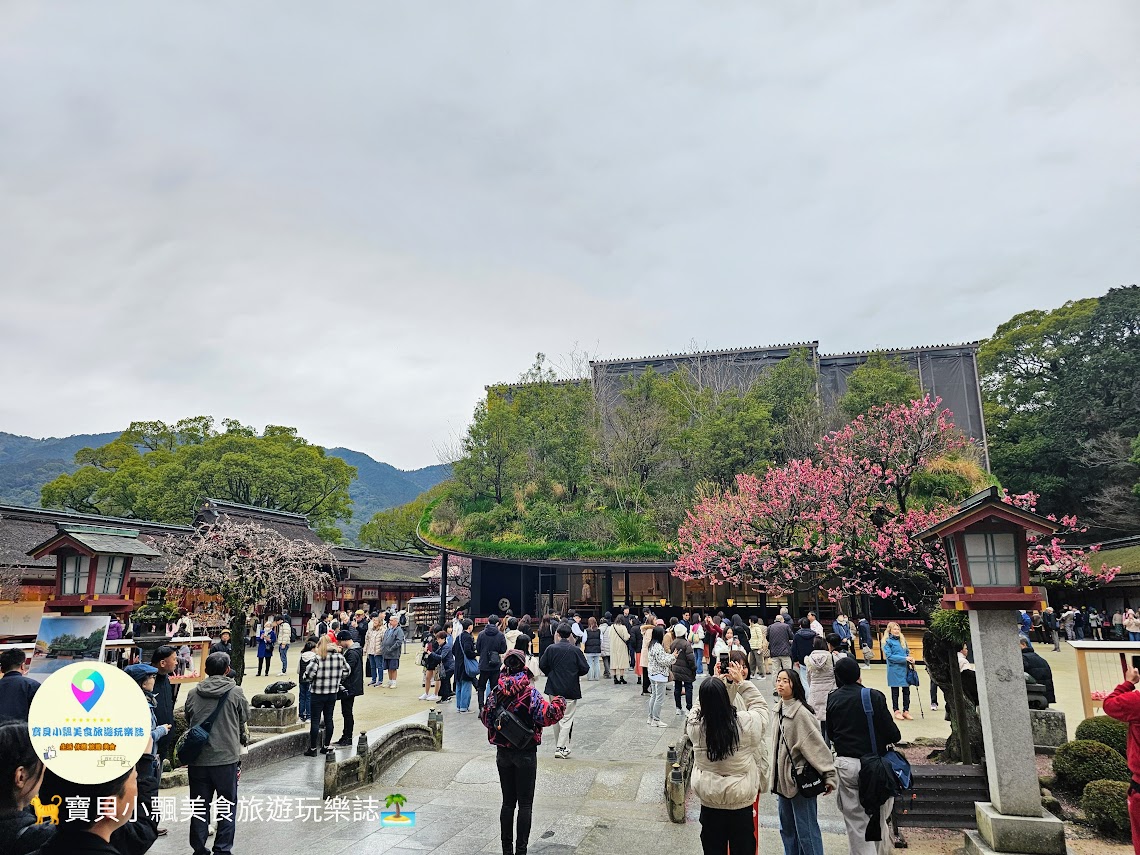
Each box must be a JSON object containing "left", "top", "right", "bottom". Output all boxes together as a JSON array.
[
  {"left": 28, "top": 524, "right": 162, "bottom": 617},
  {"left": 917, "top": 488, "right": 1064, "bottom": 855}
]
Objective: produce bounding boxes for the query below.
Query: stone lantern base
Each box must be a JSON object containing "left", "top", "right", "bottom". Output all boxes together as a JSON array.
[{"left": 963, "top": 803, "right": 1066, "bottom": 855}]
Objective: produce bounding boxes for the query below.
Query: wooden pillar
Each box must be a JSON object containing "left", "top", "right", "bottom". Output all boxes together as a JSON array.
[{"left": 438, "top": 552, "right": 448, "bottom": 628}]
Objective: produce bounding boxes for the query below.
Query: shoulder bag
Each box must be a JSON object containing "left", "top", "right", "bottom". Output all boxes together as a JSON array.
[
  {"left": 861, "top": 687, "right": 911, "bottom": 790},
  {"left": 176, "top": 688, "right": 233, "bottom": 766},
  {"left": 491, "top": 695, "right": 535, "bottom": 749},
  {"left": 463, "top": 642, "right": 479, "bottom": 678},
  {"left": 905, "top": 663, "right": 920, "bottom": 687},
  {"left": 778, "top": 711, "right": 826, "bottom": 798}
]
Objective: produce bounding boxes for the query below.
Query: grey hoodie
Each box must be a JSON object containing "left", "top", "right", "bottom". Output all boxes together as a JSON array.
[{"left": 183, "top": 675, "right": 248, "bottom": 766}]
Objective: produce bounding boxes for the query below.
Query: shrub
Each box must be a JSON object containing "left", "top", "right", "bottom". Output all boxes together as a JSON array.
[
  {"left": 1053, "top": 740, "right": 1129, "bottom": 793},
  {"left": 1081, "top": 779, "right": 1131, "bottom": 838},
  {"left": 1075, "top": 715, "right": 1129, "bottom": 758}
]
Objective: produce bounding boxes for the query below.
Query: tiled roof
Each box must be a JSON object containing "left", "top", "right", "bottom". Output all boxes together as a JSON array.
[
  {"left": 195, "top": 499, "right": 327, "bottom": 545},
  {"left": 333, "top": 547, "right": 432, "bottom": 586},
  {"left": 0, "top": 505, "right": 192, "bottom": 580},
  {"left": 590, "top": 341, "right": 818, "bottom": 367},
  {"left": 37, "top": 526, "right": 165, "bottom": 558}
]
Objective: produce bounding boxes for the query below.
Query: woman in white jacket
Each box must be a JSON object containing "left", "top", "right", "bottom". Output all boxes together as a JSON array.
[{"left": 685, "top": 659, "right": 771, "bottom": 855}]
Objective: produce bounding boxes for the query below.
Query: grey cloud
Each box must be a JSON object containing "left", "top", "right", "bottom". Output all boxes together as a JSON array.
[{"left": 0, "top": 1, "right": 1137, "bottom": 467}]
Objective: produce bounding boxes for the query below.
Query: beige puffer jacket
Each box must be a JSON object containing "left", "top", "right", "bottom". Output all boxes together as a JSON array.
[{"left": 685, "top": 679, "right": 772, "bottom": 810}]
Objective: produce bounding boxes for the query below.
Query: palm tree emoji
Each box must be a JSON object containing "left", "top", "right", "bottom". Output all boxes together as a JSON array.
[{"left": 385, "top": 794, "right": 407, "bottom": 819}]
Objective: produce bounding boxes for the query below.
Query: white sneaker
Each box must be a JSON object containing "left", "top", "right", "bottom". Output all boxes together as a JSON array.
[
  {"left": 675, "top": 708, "right": 683, "bottom": 716},
  {"left": 653, "top": 720, "right": 668, "bottom": 728},
  {"left": 418, "top": 693, "right": 429, "bottom": 700},
  {"left": 426, "top": 694, "right": 440, "bottom": 701},
  {"left": 389, "top": 681, "right": 397, "bottom": 689},
  {"left": 930, "top": 703, "right": 939, "bottom": 711}
]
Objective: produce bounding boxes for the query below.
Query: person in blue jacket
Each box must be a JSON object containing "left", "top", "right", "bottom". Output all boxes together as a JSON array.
[
  {"left": 883, "top": 621, "right": 914, "bottom": 720},
  {"left": 832, "top": 613, "right": 853, "bottom": 653}
]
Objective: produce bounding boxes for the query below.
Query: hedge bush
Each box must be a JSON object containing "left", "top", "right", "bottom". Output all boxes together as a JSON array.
[
  {"left": 1081, "top": 779, "right": 1131, "bottom": 838},
  {"left": 1075, "top": 715, "right": 1129, "bottom": 758},
  {"left": 1053, "top": 740, "right": 1129, "bottom": 793}
]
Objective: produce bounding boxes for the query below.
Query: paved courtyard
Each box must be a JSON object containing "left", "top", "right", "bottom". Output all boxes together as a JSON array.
[{"left": 147, "top": 640, "right": 1128, "bottom": 854}]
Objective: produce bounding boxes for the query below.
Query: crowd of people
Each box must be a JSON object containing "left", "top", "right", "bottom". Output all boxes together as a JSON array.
[{"left": 0, "top": 598, "right": 1114, "bottom": 855}]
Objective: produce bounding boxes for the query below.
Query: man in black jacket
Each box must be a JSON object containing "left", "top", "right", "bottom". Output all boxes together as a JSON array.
[
  {"left": 0, "top": 648, "right": 39, "bottom": 721},
  {"left": 791, "top": 618, "right": 818, "bottom": 689},
  {"left": 150, "top": 646, "right": 177, "bottom": 765},
  {"left": 538, "top": 623, "right": 588, "bottom": 759},
  {"left": 827, "top": 656, "right": 901, "bottom": 854},
  {"left": 335, "top": 630, "right": 365, "bottom": 745},
  {"left": 1021, "top": 636, "right": 1056, "bottom": 704},
  {"left": 476, "top": 614, "right": 508, "bottom": 711}
]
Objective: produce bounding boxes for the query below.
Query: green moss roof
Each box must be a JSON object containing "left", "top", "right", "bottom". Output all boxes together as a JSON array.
[
  {"left": 417, "top": 501, "right": 671, "bottom": 563},
  {"left": 1100, "top": 544, "right": 1140, "bottom": 577}
]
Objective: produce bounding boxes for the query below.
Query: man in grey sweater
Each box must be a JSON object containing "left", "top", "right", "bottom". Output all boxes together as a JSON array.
[{"left": 183, "top": 652, "right": 248, "bottom": 855}]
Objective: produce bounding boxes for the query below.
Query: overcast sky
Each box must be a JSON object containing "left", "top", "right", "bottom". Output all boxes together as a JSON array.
[{"left": 1, "top": 3, "right": 1137, "bottom": 469}]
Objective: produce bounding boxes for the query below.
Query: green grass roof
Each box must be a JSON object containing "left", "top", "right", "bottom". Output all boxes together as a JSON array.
[{"left": 1099, "top": 544, "right": 1140, "bottom": 577}]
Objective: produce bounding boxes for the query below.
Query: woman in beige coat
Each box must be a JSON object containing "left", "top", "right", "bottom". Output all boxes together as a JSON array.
[
  {"left": 608, "top": 615, "right": 631, "bottom": 684},
  {"left": 639, "top": 618, "right": 657, "bottom": 695},
  {"left": 685, "top": 659, "right": 771, "bottom": 854},
  {"left": 772, "top": 668, "right": 836, "bottom": 855}
]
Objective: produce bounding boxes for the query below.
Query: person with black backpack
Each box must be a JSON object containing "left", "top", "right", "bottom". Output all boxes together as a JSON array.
[
  {"left": 476, "top": 614, "right": 508, "bottom": 712},
  {"left": 480, "top": 649, "right": 566, "bottom": 855}
]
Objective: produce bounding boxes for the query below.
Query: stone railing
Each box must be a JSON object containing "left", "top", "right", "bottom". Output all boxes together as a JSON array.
[{"left": 323, "top": 709, "right": 443, "bottom": 799}]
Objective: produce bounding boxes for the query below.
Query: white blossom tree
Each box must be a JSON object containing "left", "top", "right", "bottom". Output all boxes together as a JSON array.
[
  {"left": 157, "top": 519, "right": 337, "bottom": 683},
  {"left": 0, "top": 564, "right": 22, "bottom": 603},
  {"left": 426, "top": 554, "right": 472, "bottom": 606}
]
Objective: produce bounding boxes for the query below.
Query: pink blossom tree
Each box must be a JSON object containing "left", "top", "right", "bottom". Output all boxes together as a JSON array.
[
  {"left": 426, "top": 554, "right": 472, "bottom": 606},
  {"left": 676, "top": 398, "right": 1116, "bottom": 613},
  {"left": 157, "top": 519, "right": 337, "bottom": 683}
]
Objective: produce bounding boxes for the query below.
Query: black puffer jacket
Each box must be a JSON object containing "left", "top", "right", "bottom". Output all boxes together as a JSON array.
[
  {"left": 0, "top": 807, "right": 56, "bottom": 855},
  {"left": 476, "top": 624, "right": 508, "bottom": 671},
  {"left": 670, "top": 637, "right": 697, "bottom": 683}
]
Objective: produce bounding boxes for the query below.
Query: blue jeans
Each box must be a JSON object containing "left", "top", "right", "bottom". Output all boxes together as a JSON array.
[
  {"left": 693, "top": 648, "right": 703, "bottom": 676},
  {"left": 586, "top": 653, "right": 601, "bottom": 681},
  {"left": 777, "top": 792, "right": 825, "bottom": 855},
  {"left": 278, "top": 645, "right": 288, "bottom": 672},
  {"left": 368, "top": 654, "right": 384, "bottom": 684},
  {"left": 1130, "top": 632, "right": 1140, "bottom": 643},
  {"left": 455, "top": 675, "right": 473, "bottom": 711},
  {"left": 298, "top": 682, "right": 311, "bottom": 719}
]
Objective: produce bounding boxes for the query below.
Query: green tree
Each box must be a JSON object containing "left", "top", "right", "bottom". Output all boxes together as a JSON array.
[
  {"left": 753, "top": 349, "right": 824, "bottom": 461},
  {"left": 838, "top": 353, "right": 922, "bottom": 419},
  {"left": 358, "top": 485, "right": 447, "bottom": 555},
  {"left": 510, "top": 356, "right": 597, "bottom": 500},
  {"left": 452, "top": 392, "right": 521, "bottom": 504},
  {"left": 980, "top": 287, "right": 1140, "bottom": 523},
  {"left": 41, "top": 418, "right": 356, "bottom": 540}
]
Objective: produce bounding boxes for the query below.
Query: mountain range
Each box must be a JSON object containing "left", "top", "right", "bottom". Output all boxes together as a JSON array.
[{"left": 0, "top": 431, "right": 450, "bottom": 542}]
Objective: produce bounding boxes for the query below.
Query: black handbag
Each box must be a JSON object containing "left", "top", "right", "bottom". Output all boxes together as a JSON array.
[
  {"left": 491, "top": 698, "right": 535, "bottom": 748},
  {"left": 779, "top": 714, "right": 826, "bottom": 798}
]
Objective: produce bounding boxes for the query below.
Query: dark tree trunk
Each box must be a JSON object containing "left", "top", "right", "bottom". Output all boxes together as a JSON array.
[
  {"left": 229, "top": 613, "right": 249, "bottom": 686},
  {"left": 923, "top": 631, "right": 984, "bottom": 763}
]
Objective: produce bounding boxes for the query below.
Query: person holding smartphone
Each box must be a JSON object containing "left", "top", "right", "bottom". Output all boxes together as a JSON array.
[{"left": 686, "top": 659, "right": 771, "bottom": 854}]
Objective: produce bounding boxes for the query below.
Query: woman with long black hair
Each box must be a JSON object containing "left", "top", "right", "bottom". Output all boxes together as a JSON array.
[
  {"left": 0, "top": 721, "right": 52, "bottom": 855},
  {"left": 480, "top": 649, "right": 566, "bottom": 855},
  {"left": 685, "top": 659, "right": 771, "bottom": 854},
  {"left": 772, "top": 668, "right": 836, "bottom": 855}
]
